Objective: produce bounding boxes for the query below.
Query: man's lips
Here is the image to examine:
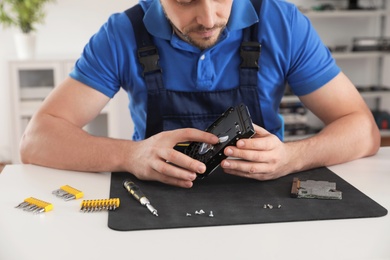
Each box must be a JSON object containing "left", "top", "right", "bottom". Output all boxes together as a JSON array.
[{"left": 194, "top": 28, "right": 216, "bottom": 38}]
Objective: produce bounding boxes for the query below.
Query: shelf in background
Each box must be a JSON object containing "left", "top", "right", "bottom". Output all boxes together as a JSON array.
[
  {"left": 281, "top": 95, "right": 300, "bottom": 103},
  {"left": 332, "top": 51, "right": 390, "bottom": 60},
  {"left": 360, "top": 90, "right": 390, "bottom": 98},
  {"left": 284, "top": 130, "right": 390, "bottom": 143},
  {"left": 282, "top": 90, "right": 390, "bottom": 103},
  {"left": 19, "top": 100, "right": 42, "bottom": 117},
  {"left": 303, "top": 10, "right": 389, "bottom": 19},
  {"left": 380, "top": 130, "right": 390, "bottom": 137}
]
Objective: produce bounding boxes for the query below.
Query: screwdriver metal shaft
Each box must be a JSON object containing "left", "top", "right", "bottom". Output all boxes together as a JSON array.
[{"left": 123, "top": 180, "right": 158, "bottom": 217}]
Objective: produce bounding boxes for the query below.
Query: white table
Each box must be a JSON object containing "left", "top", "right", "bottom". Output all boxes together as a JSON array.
[{"left": 1, "top": 148, "right": 389, "bottom": 260}]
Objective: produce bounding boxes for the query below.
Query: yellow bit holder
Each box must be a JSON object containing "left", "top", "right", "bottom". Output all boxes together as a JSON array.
[
  {"left": 15, "top": 197, "right": 53, "bottom": 213},
  {"left": 80, "top": 198, "right": 120, "bottom": 212},
  {"left": 60, "top": 185, "right": 84, "bottom": 199},
  {"left": 52, "top": 185, "right": 84, "bottom": 201}
]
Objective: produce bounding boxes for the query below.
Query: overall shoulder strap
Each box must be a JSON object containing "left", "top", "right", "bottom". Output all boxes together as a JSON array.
[
  {"left": 242, "top": 0, "right": 263, "bottom": 42},
  {"left": 250, "top": 0, "right": 263, "bottom": 41},
  {"left": 125, "top": 5, "right": 153, "bottom": 48},
  {"left": 125, "top": 5, "right": 162, "bottom": 77},
  {"left": 240, "top": 0, "right": 263, "bottom": 71}
]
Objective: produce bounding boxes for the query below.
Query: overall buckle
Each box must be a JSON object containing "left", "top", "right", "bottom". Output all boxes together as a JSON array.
[
  {"left": 137, "top": 46, "right": 162, "bottom": 76},
  {"left": 240, "top": 42, "right": 261, "bottom": 70}
]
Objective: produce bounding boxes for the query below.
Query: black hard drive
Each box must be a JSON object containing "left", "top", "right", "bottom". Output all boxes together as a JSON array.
[{"left": 184, "top": 103, "right": 255, "bottom": 179}]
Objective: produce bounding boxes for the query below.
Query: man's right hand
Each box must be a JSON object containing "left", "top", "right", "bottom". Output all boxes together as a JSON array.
[{"left": 123, "top": 128, "right": 219, "bottom": 188}]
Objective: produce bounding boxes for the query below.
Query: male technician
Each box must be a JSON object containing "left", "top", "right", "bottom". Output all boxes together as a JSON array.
[{"left": 20, "top": 0, "right": 380, "bottom": 188}]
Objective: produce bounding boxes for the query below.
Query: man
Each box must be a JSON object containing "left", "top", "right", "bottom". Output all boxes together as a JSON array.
[{"left": 20, "top": 0, "right": 380, "bottom": 188}]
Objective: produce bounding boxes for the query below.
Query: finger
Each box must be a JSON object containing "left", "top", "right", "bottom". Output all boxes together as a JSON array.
[
  {"left": 171, "top": 128, "right": 219, "bottom": 145},
  {"left": 157, "top": 174, "right": 194, "bottom": 188},
  {"left": 138, "top": 162, "right": 196, "bottom": 188},
  {"left": 252, "top": 124, "right": 270, "bottom": 137},
  {"left": 160, "top": 148, "right": 207, "bottom": 174},
  {"left": 224, "top": 143, "right": 270, "bottom": 163},
  {"left": 221, "top": 160, "right": 276, "bottom": 181},
  {"left": 236, "top": 133, "right": 277, "bottom": 152},
  {"left": 221, "top": 158, "right": 262, "bottom": 173},
  {"left": 151, "top": 158, "right": 198, "bottom": 181}
]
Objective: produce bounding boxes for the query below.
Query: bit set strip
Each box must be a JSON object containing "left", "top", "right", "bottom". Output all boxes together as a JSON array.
[
  {"left": 80, "top": 198, "right": 120, "bottom": 212},
  {"left": 15, "top": 197, "right": 53, "bottom": 214},
  {"left": 52, "top": 185, "right": 84, "bottom": 201}
]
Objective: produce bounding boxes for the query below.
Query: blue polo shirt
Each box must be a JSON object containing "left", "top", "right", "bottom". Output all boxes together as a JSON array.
[{"left": 70, "top": 0, "right": 340, "bottom": 140}]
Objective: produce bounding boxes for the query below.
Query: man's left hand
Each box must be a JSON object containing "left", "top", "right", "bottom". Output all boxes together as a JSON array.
[{"left": 220, "top": 124, "right": 291, "bottom": 180}]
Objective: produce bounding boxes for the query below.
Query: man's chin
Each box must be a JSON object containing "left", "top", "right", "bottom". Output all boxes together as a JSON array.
[{"left": 190, "top": 36, "right": 220, "bottom": 50}]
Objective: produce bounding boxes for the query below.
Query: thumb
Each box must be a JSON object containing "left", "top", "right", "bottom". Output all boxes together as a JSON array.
[{"left": 252, "top": 124, "right": 270, "bottom": 137}]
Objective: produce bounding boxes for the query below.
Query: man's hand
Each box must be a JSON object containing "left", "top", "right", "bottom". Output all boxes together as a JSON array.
[
  {"left": 220, "top": 124, "right": 291, "bottom": 180},
  {"left": 125, "top": 128, "right": 219, "bottom": 188}
]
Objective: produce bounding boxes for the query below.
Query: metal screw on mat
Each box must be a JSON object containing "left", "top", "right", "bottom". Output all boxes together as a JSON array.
[
  {"left": 263, "top": 203, "right": 282, "bottom": 209},
  {"left": 209, "top": 211, "right": 214, "bottom": 217},
  {"left": 195, "top": 209, "right": 205, "bottom": 215},
  {"left": 186, "top": 213, "right": 192, "bottom": 217}
]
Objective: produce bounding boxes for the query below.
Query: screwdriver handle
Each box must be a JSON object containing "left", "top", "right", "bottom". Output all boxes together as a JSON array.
[
  {"left": 123, "top": 180, "right": 145, "bottom": 202},
  {"left": 123, "top": 179, "right": 158, "bottom": 216}
]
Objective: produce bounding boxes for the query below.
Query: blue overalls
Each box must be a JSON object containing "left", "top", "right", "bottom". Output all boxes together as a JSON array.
[{"left": 126, "top": 0, "right": 264, "bottom": 139}]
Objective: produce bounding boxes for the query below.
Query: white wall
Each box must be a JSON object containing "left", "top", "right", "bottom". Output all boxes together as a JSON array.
[
  {"left": 1, "top": 0, "right": 389, "bottom": 162},
  {"left": 0, "top": 0, "right": 137, "bottom": 162}
]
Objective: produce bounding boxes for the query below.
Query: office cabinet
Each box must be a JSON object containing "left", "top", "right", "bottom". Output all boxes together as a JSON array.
[
  {"left": 282, "top": 0, "right": 390, "bottom": 143},
  {"left": 9, "top": 59, "right": 113, "bottom": 163}
]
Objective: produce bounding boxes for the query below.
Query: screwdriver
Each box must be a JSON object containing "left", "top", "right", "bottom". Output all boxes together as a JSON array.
[{"left": 123, "top": 180, "right": 158, "bottom": 217}]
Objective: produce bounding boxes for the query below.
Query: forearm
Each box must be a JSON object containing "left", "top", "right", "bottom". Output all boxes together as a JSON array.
[
  {"left": 20, "top": 113, "right": 132, "bottom": 173},
  {"left": 285, "top": 111, "right": 381, "bottom": 173}
]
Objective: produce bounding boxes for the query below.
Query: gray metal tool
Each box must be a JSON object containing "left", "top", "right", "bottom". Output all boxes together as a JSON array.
[
  {"left": 123, "top": 180, "right": 158, "bottom": 216},
  {"left": 291, "top": 177, "right": 342, "bottom": 200}
]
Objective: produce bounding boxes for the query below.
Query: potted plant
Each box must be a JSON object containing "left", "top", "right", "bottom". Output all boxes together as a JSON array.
[{"left": 0, "top": 0, "right": 55, "bottom": 59}]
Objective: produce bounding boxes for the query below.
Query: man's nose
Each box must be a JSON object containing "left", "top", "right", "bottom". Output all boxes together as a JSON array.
[{"left": 195, "top": 1, "right": 216, "bottom": 28}]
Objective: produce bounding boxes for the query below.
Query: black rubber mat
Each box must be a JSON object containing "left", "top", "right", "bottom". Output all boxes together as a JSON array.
[{"left": 108, "top": 167, "right": 387, "bottom": 231}]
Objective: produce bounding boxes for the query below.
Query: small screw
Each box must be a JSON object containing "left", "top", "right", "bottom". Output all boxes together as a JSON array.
[
  {"left": 277, "top": 204, "right": 282, "bottom": 209},
  {"left": 186, "top": 213, "right": 192, "bottom": 217},
  {"left": 263, "top": 204, "right": 267, "bottom": 209},
  {"left": 267, "top": 204, "right": 274, "bottom": 209},
  {"left": 209, "top": 211, "right": 214, "bottom": 217},
  {"left": 199, "top": 209, "right": 205, "bottom": 214}
]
